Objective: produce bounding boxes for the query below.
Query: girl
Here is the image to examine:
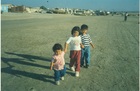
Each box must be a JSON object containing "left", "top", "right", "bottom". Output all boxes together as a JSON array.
[
  {"left": 50, "top": 43, "right": 66, "bottom": 85},
  {"left": 64, "top": 26, "right": 84, "bottom": 77}
]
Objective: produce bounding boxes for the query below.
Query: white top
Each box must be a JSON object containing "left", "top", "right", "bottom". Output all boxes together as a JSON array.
[{"left": 66, "top": 36, "right": 82, "bottom": 51}]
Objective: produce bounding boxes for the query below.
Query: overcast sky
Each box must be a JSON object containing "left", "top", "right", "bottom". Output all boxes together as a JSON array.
[{"left": 1, "top": 0, "right": 139, "bottom": 11}]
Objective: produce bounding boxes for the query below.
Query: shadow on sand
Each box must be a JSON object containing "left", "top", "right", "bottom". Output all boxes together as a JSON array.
[
  {"left": 1, "top": 66, "right": 55, "bottom": 84},
  {"left": 1, "top": 57, "right": 50, "bottom": 69},
  {"left": 1, "top": 52, "right": 55, "bottom": 84},
  {"left": 5, "top": 52, "right": 51, "bottom": 62}
]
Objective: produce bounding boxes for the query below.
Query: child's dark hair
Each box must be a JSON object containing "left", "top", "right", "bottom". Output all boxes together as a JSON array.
[
  {"left": 71, "top": 26, "right": 80, "bottom": 35},
  {"left": 81, "top": 24, "right": 88, "bottom": 30},
  {"left": 52, "top": 43, "right": 63, "bottom": 52}
]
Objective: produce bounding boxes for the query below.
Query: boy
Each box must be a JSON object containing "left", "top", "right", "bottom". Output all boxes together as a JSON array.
[{"left": 80, "top": 24, "right": 94, "bottom": 68}]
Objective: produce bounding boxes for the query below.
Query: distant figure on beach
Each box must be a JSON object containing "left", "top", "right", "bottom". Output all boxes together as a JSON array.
[
  {"left": 64, "top": 26, "right": 84, "bottom": 77},
  {"left": 50, "top": 43, "right": 66, "bottom": 85},
  {"left": 80, "top": 24, "right": 94, "bottom": 68},
  {"left": 124, "top": 12, "right": 128, "bottom": 21}
]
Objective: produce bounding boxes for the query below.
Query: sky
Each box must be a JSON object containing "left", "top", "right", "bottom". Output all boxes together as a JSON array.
[{"left": 1, "top": 0, "right": 139, "bottom": 11}]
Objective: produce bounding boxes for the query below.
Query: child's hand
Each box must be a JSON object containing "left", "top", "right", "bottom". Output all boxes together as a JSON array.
[
  {"left": 81, "top": 45, "right": 84, "bottom": 48},
  {"left": 92, "top": 45, "right": 94, "bottom": 48},
  {"left": 50, "top": 67, "right": 53, "bottom": 70},
  {"left": 90, "top": 43, "right": 94, "bottom": 49},
  {"left": 80, "top": 43, "right": 84, "bottom": 49},
  {"left": 50, "top": 62, "right": 54, "bottom": 70}
]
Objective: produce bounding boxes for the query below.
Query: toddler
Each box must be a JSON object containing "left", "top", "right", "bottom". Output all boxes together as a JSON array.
[{"left": 50, "top": 43, "right": 66, "bottom": 85}]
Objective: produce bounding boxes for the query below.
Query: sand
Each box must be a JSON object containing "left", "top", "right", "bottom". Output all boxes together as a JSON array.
[{"left": 1, "top": 13, "right": 139, "bottom": 91}]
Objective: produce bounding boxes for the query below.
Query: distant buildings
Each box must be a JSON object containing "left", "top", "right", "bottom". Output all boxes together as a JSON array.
[
  {"left": 1, "top": 4, "right": 46, "bottom": 13},
  {"left": 1, "top": 4, "right": 14, "bottom": 13},
  {"left": 0, "top": 4, "right": 107, "bottom": 16},
  {"left": 26, "top": 7, "right": 43, "bottom": 13},
  {"left": 0, "top": 4, "right": 113, "bottom": 16},
  {"left": 10, "top": 5, "right": 26, "bottom": 12},
  {"left": 1, "top": 4, "right": 26, "bottom": 13},
  {"left": 1, "top": 4, "right": 139, "bottom": 16},
  {"left": 1, "top": 5, "right": 8, "bottom": 12}
]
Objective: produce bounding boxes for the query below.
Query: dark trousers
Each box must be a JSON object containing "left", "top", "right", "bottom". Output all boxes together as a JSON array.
[
  {"left": 69, "top": 50, "right": 81, "bottom": 72},
  {"left": 124, "top": 16, "right": 127, "bottom": 21}
]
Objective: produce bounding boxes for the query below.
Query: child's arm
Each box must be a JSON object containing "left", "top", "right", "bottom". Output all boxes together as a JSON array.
[
  {"left": 90, "top": 43, "right": 94, "bottom": 48},
  {"left": 50, "top": 59, "right": 57, "bottom": 70},
  {"left": 80, "top": 43, "right": 84, "bottom": 48},
  {"left": 64, "top": 42, "right": 68, "bottom": 53},
  {"left": 87, "top": 34, "right": 94, "bottom": 48},
  {"left": 50, "top": 62, "right": 54, "bottom": 70}
]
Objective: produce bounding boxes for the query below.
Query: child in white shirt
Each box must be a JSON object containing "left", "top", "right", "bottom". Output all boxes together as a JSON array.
[{"left": 64, "top": 26, "right": 84, "bottom": 77}]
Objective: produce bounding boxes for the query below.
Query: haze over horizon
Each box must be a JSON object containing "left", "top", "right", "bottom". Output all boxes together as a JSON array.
[{"left": 1, "top": 0, "right": 139, "bottom": 11}]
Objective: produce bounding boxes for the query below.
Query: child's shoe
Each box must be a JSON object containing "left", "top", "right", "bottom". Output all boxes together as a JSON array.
[
  {"left": 56, "top": 81, "right": 60, "bottom": 85},
  {"left": 70, "top": 66, "right": 75, "bottom": 72},
  {"left": 61, "top": 76, "right": 64, "bottom": 80},
  {"left": 80, "top": 65, "right": 84, "bottom": 67},
  {"left": 75, "top": 71, "right": 79, "bottom": 77}
]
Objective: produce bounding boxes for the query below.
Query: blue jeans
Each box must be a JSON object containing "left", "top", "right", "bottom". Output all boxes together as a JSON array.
[
  {"left": 81, "top": 46, "right": 90, "bottom": 66},
  {"left": 54, "top": 65, "right": 66, "bottom": 81}
]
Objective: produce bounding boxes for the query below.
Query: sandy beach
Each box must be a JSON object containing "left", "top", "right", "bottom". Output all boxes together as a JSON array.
[{"left": 1, "top": 13, "right": 139, "bottom": 91}]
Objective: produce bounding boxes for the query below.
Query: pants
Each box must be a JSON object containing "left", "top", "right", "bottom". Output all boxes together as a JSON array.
[
  {"left": 69, "top": 50, "right": 81, "bottom": 72},
  {"left": 81, "top": 46, "right": 90, "bottom": 66},
  {"left": 54, "top": 65, "right": 66, "bottom": 81},
  {"left": 124, "top": 16, "right": 127, "bottom": 21}
]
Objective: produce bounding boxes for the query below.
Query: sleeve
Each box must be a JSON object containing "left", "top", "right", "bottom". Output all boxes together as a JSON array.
[
  {"left": 66, "top": 37, "right": 72, "bottom": 44},
  {"left": 51, "top": 56, "right": 55, "bottom": 62}
]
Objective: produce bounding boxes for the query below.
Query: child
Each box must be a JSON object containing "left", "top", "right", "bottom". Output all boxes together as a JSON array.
[
  {"left": 124, "top": 12, "right": 128, "bottom": 21},
  {"left": 80, "top": 24, "right": 94, "bottom": 68},
  {"left": 50, "top": 43, "right": 66, "bottom": 85},
  {"left": 64, "top": 26, "right": 84, "bottom": 77}
]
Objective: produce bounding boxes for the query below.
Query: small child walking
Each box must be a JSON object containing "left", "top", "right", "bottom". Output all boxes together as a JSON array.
[
  {"left": 50, "top": 43, "right": 66, "bottom": 85},
  {"left": 80, "top": 24, "right": 94, "bottom": 68},
  {"left": 64, "top": 26, "right": 84, "bottom": 77}
]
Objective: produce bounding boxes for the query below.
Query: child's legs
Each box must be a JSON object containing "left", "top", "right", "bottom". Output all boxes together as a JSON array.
[
  {"left": 60, "top": 65, "right": 66, "bottom": 77},
  {"left": 69, "top": 51, "right": 76, "bottom": 67},
  {"left": 85, "top": 46, "right": 90, "bottom": 65},
  {"left": 69, "top": 59, "right": 75, "bottom": 67},
  {"left": 81, "top": 48, "right": 85, "bottom": 66},
  {"left": 75, "top": 51, "right": 81, "bottom": 72},
  {"left": 54, "top": 70, "right": 60, "bottom": 81}
]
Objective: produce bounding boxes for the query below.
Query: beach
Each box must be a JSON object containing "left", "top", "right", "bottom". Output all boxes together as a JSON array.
[{"left": 1, "top": 13, "right": 139, "bottom": 91}]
